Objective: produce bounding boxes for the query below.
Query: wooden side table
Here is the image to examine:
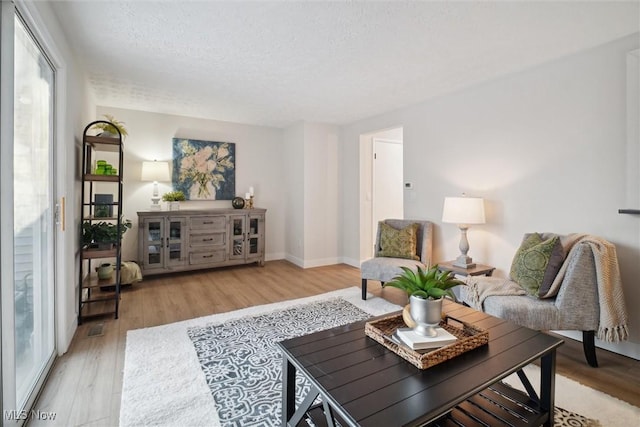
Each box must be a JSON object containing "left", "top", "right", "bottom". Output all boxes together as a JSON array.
[{"left": 437, "top": 261, "right": 495, "bottom": 277}]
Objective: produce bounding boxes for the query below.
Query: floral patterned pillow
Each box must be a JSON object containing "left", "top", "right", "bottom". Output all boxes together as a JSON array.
[{"left": 378, "top": 222, "right": 420, "bottom": 260}]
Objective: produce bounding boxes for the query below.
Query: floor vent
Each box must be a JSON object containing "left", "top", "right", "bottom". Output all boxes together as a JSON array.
[{"left": 87, "top": 323, "right": 104, "bottom": 337}]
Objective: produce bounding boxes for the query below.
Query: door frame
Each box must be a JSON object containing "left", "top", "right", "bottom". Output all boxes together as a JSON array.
[
  {"left": 626, "top": 49, "right": 639, "bottom": 209},
  {"left": 0, "top": 0, "right": 19, "bottom": 417},
  {"left": 15, "top": 0, "right": 71, "bottom": 354},
  {"left": 0, "top": 0, "right": 68, "bottom": 421},
  {"left": 358, "top": 126, "right": 403, "bottom": 262}
]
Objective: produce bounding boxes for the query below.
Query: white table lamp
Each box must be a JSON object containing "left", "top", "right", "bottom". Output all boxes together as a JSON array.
[
  {"left": 442, "top": 195, "right": 486, "bottom": 269},
  {"left": 141, "top": 160, "right": 170, "bottom": 210}
]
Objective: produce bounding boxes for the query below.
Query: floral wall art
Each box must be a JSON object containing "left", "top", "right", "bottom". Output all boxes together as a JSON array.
[{"left": 172, "top": 138, "right": 236, "bottom": 200}]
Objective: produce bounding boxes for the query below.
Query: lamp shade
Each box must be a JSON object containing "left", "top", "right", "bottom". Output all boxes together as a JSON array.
[
  {"left": 141, "top": 161, "right": 170, "bottom": 182},
  {"left": 442, "top": 196, "right": 485, "bottom": 225}
]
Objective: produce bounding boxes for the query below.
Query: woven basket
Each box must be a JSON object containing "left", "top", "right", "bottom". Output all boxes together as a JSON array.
[{"left": 365, "top": 313, "right": 488, "bottom": 370}]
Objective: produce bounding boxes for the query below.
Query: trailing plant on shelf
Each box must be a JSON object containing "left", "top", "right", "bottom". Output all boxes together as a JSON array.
[
  {"left": 90, "top": 114, "right": 128, "bottom": 139},
  {"left": 82, "top": 219, "right": 132, "bottom": 249},
  {"left": 161, "top": 190, "right": 186, "bottom": 202}
]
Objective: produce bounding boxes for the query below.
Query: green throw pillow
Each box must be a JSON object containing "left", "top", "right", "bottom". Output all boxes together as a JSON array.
[
  {"left": 378, "top": 222, "right": 420, "bottom": 260},
  {"left": 510, "top": 233, "right": 564, "bottom": 297}
]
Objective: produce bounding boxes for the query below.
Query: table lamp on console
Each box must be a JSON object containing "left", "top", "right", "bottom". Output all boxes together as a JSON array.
[
  {"left": 442, "top": 194, "right": 485, "bottom": 269},
  {"left": 141, "top": 160, "right": 170, "bottom": 211}
]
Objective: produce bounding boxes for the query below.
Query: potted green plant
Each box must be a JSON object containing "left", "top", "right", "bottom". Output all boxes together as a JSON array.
[
  {"left": 162, "top": 190, "right": 186, "bottom": 210},
  {"left": 384, "top": 265, "right": 463, "bottom": 337},
  {"left": 82, "top": 219, "right": 132, "bottom": 249},
  {"left": 91, "top": 114, "right": 128, "bottom": 139}
]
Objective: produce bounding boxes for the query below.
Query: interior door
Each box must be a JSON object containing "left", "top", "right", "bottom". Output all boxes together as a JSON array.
[
  {"left": 1, "top": 6, "right": 57, "bottom": 422},
  {"left": 372, "top": 138, "right": 404, "bottom": 254}
]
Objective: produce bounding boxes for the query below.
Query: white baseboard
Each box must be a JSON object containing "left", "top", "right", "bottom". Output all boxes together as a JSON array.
[
  {"left": 54, "top": 314, "right": 77, "bottom": 356},
  {"left": 284, "top": 254, "right": 305, "bottom": 268},
  {"left": 302, "top": 257, "right": 342, "bottom": 268},
  {"left": 265, "top": 252, "right": 285, "bottom": 262},
  {"left": 340, "top": 257, "right": 361, "bottom": 268},
  {"left": 282, "top": 255, "right": 360, "bottom": 269}
]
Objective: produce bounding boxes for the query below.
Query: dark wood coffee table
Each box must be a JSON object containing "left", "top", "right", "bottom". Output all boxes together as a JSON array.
[{"left": 278, "top": 299, "right": 563, "bottom": 427}]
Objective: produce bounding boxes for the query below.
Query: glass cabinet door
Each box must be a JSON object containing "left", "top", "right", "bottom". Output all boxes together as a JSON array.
[
  {"left": 143, "top": 219, "right": 164, "bottom": 270},
  {"left": 230, "top": 216, "right": 245, "bottom": 260},
  {"left": 165, "top": 217, "right": 186, "bottom": 268},
  {"left": 247, "top": 214, "right": 264, "bottom": 262},
  {"left": 248, "top": 216, "right": 259, "bottom": 255}
]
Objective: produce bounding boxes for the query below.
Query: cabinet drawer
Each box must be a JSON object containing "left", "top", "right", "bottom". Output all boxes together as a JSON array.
[
  {"left": 189, "top": 249, "right": 226, "bottom": 265},
  {"left": 190, "top": 232, "right": 225, "bottom": 247},
  {"left": 189, "top": 215, "right": 226, "bottom": 230}
]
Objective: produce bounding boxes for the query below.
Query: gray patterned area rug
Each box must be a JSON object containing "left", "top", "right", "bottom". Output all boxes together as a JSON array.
[
  {"left": 553, "top": 407, "right": 602, "bottom": 427},
  {"left": 187, "top": 298, "right": 602, "bottom": 427},
  {"left": 187, "top": 298, "right": 370, "bottom": 426}
]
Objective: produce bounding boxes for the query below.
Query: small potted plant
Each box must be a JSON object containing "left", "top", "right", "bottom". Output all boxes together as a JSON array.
[
  {"left": 82, "top": 219, "right": 132, "bottom": 250},
  {"left": 384, "top": 265, "right": 463, "bottom": 337},
  {"left": 91, "top": 114, "right": 128, "bottom": 139},
  {"left": 162, "top": 190, "right": 186, "bottom": 211}
]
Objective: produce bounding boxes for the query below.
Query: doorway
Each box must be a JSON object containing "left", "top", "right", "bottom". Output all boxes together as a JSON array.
[
  {"left": 1, "top": 4, "right": 57, "bottom": 423},
  {"left": 372, "top": 138, "right": 404, "bottom": 247},
  {"left": 359, "top": 127, "right": 404, "bottom": 260}
]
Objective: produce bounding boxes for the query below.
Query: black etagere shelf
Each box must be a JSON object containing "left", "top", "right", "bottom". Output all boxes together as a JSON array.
[{"left": 78, "top": 121, "right": 124, "bottom": 324}]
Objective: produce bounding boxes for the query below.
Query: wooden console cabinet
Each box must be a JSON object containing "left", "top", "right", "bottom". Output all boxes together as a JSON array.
[{"left": 137, "top": 208, "right": 266, "bottom": 276}]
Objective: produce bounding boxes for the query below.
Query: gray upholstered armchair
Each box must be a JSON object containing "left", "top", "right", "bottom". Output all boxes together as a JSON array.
[
  {"left": 458, "top": 233, "right": 629, "bottom": 367},
  {"left": 360, "top": 219, "right": 433, "bottom": 300}
]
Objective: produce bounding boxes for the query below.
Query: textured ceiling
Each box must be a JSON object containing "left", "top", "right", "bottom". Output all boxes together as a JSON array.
[{"left": 50, "top": 1, "right": 640, "bottom": 128}]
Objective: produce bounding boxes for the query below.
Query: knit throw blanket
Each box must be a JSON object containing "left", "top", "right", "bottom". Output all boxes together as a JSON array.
[
  {"left": 463, "top": 276, "right": 525, "bottom": 311},
  {"left": 555, "top": 236, "right": 629, "bottom": 343}
]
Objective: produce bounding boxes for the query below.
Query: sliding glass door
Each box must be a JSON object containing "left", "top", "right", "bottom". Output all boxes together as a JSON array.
[{"left": 1, "top": 3, "right": 56, "bottom": 423}]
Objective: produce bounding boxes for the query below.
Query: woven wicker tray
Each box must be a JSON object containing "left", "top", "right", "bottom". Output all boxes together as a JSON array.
[{"left": 365, "top": 313, "right": 489, "bottom": 370}]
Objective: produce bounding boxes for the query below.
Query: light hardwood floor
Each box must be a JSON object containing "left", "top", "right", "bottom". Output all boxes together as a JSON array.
[{"left": 30, "top": 261, "right": 639, "bottom": 426}]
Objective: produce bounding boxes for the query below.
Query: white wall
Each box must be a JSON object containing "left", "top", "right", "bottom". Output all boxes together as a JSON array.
[
  {"left": 94, "top": 107, "right": 286, "bottom": 262},
  {"left": 340, "top": 33, "right": 640, "bottom": 359},
  {"left": 283, "top": 123, "right": 305, "bottom": 264},
  {"left": 303, "top": 123, "right": 340, "bottom": 267},
  {"left": 283, "top": 122, "right": 341, "bottom": 268},
  {"left": 24, "top": 0, "right": 91, "bottom": 354}
]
